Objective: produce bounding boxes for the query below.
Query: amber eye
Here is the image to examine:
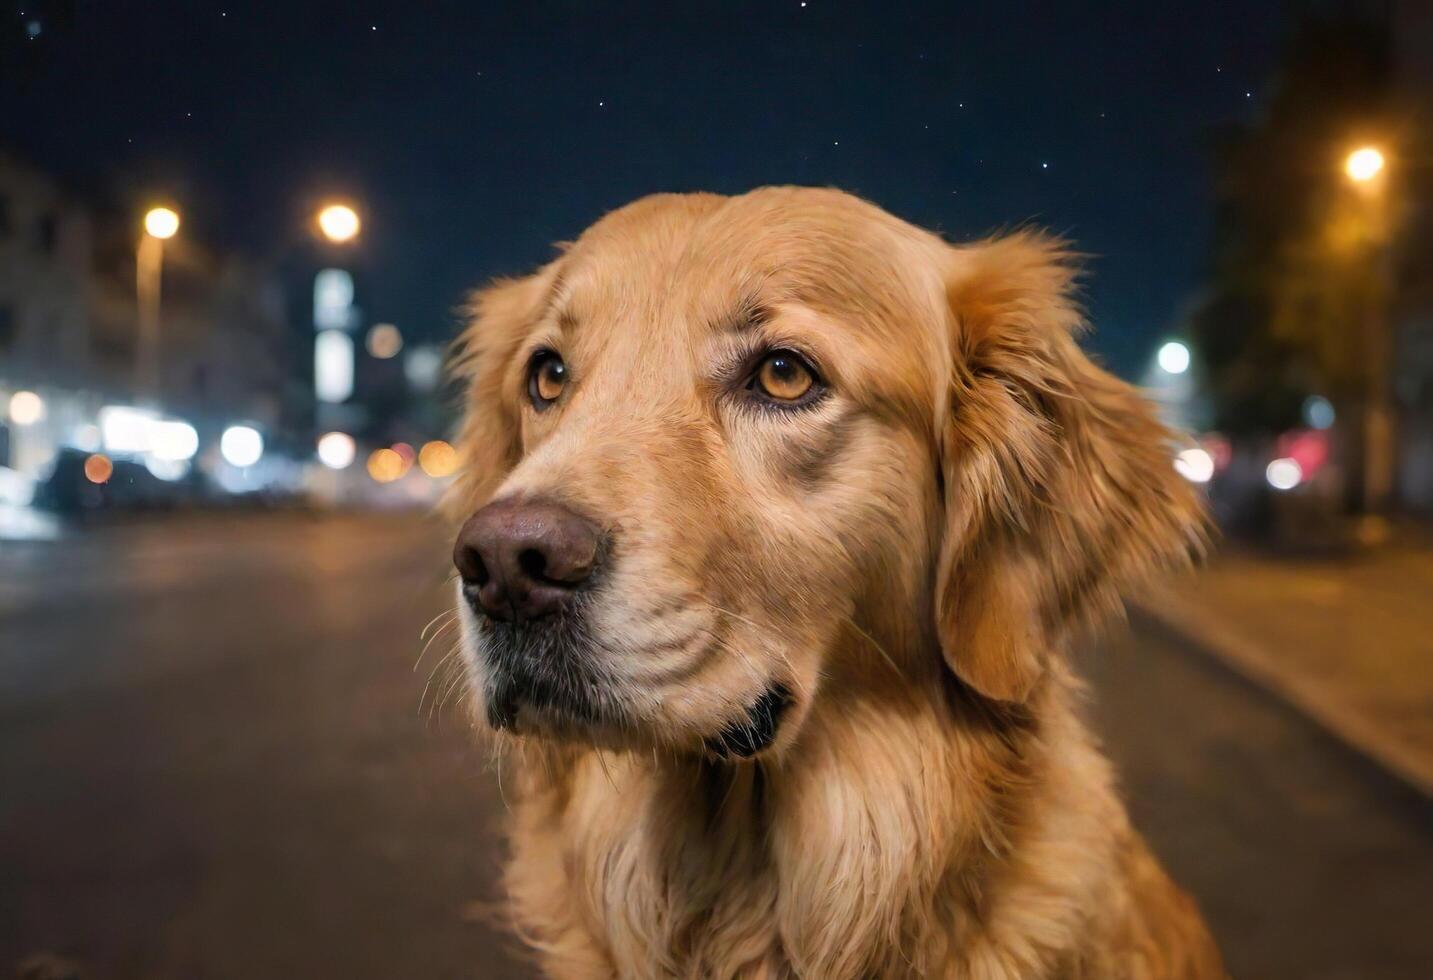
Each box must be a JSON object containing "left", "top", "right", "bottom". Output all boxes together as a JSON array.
[
  {"left": 752, "top": 351, "right": 817, "bottom": 403},
  {"left": 528, "top": 351, "right": 567, "bottom": 409}
]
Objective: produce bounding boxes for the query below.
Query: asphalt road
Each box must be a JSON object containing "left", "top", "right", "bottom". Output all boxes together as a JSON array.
[{"left": 2, "top": 512, "right": 1430, "bottom": 979}]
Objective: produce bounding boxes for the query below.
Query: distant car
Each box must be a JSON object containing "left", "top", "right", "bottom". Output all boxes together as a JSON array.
[{"left": 33, "top": 448, "right": 206, "bottom": 516}]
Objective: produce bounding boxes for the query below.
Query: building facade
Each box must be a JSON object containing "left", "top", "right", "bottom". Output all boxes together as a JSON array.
[{"left": 0, "top": 149, "right": 291, "bottom": 484}]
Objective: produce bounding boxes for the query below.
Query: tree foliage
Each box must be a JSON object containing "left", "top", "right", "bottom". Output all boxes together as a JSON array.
[{"left": 1190, "top": 9, "right": 1393, "bottom": 435}]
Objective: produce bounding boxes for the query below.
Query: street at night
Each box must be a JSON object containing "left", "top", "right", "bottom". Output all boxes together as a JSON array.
[
  {"left": 2, "top": 513, "right": 1430, "bottom": 980},
  {"left": 4, "top": 3, "right": 1433, "bottom": 976},
  {"left": 0, "top": 514, "right": 527, "bottom": 979}
]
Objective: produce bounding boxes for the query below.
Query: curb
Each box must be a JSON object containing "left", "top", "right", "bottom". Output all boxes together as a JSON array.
[{"left": 1134, "top": 591, "right": 1433, "bottom": 799}]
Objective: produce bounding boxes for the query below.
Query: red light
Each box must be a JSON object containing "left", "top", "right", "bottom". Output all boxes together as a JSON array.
[{"left": 1276, "top": 429, "right": 1329, "bottom": 479}]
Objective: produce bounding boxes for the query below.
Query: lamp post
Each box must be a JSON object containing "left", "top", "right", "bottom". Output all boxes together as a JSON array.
[
  {"left": 311, "top": 203, "right": 362, "bottom": 446},
  {"left": 1344, "top": 145, "right": 1394, "bottom": 520},
  {"left": 136, "top": 206, "right": 179, "bottom": 404}
]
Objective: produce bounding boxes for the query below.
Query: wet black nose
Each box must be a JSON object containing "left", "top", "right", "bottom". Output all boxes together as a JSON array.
[{"left": 454, "top": 498, "right": 600, "bottom": 621}]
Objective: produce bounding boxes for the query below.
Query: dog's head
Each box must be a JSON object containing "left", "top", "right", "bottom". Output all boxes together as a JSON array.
[{"left": 448, "top": 188, "right": 1203, "bottom": 757}]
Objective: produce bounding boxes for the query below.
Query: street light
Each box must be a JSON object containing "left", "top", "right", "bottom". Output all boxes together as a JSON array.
[
  {"left": 220, "top": 425, "right": 264, "bottom": 468},
  {"left": 137, "top": 206, "right": 180, "bottom": 403},
  {"left": 1342, "top": 143, "right": 1394, "bottom": 518},
  {"left": 316, "top": 431, "right": 357, "bottom": 469},
  {"left": 317, "top": 203, "right": 360, "bottom": 243},
  {"left": 143, "top": 206, "right": 180, "bottom": 239},
  {"left": 1157, "top": 340, "right": 1191, "bottom": 375},
  {"left": 1345, "top": 146, "right": 1385, "bottom": 184},
  {"left": 366, "top": 322, "right": 403, "bottom": 359},
  {"left": 7, "top": 390, "right": 45, "bottom": 426}
]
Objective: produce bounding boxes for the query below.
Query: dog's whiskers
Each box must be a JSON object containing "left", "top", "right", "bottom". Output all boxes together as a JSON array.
[
  {"left": 414, "top": 616, "right": 460, "bottom": 671},
  {"left": 420, "top": 607, "right": 458, "bottom": 642},
  {"left": 701, "top": 603, "right": 815, "bottom": 702},
  {"left": 419, "top": 644, "right": 465, "bottom": 719},
  {"left": 840, "top": 616, "right": 905, "bottom": 679}
]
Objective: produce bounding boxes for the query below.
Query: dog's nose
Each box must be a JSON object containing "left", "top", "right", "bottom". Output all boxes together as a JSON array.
[{"left": 454, "top": 498, "right": 600, "bottom": 621}]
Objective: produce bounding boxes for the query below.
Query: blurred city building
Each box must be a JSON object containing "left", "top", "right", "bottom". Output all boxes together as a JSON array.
[
  {"left": 0, "top": 148, "right": 460, "bottom": 526},
  {"left": 0, "top": 148, "right": 292, "bottom": 507}
]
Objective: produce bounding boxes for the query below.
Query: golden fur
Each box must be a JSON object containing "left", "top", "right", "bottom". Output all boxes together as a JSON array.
[{"left": 447, "top": 187, "right": 1225, "bottom": 978}]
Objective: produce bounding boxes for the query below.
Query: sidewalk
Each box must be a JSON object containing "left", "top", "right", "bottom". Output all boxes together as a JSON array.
[{"left": 1140, "top": 541, "right": 1433, "bottom": 797}]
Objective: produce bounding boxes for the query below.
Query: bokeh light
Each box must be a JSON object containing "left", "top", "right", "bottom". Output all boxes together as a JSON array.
[
  {"left": 1303, "top": 395, "right": 1336, "bottom": 430},
  {"left": 1265, "top": 457, "right": 1303, "bottom": 491},
  {"left": 220, "top": 425, "right": 264, "bottom": 468},
  {"left": 150, "top": 420, "right": 199, "bottom": 461},
  {"left": 1345, "top": 146, "right": 1384, "bottom": 183},
  {"left": 317, "top": 203, "right": 360, "bottom": 243},
  {"left": 72, "top": 424, "right": 102, "bottom": 452},
  {"left": 418, "top": 440, "right": 459, "bottom": 478},
  {"left": 144, "top": 206, "right": 180, "bottom": 239},
  {"left": 145, "top": 457, "right": 190, "bottom": 482},
  {"left": 1174, "top": 447, "right": 1215, "bottom": 484},
  {"left": 316, "top": 431, "right": 357, "bottom": 469},
  {"left": 366, "top": 447, "right": 405, "bottom": 483},
  {"left": 83, "top": 453, "right": 113, "bottom": 484},
  {"left": 7, "top": 390, "right": 45, "bottom": 426},
  {"left": 1157, "top": 341, "right": 1191, "bottom": 375},
  {"left": 366, "top": 323, "right": 403, "bottom": 359}
]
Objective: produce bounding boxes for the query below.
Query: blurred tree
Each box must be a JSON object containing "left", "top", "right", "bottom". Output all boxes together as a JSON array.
[{"left": 1189, "top": 4, "right": 1398, "bottom": 509}]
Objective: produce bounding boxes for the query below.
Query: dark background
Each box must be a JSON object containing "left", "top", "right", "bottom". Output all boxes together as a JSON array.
[{"left": 2, "top": 0, "right": 1284, "bottom": 376}]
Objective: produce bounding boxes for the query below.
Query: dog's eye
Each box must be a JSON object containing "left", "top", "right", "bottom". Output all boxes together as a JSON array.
[
  {"left": 751, "top": 351, "right": 817, "bottom": 404},
  {"left": 528, "top": 351, "right": 567, "bottom": 409}
]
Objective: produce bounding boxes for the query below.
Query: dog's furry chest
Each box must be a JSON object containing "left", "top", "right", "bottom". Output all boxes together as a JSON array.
[
  {"left": 504, "top": 735, "right": 1080, "bottom": 978},
  {"left": 509, "top": 756, "right": 796, "bottom": 977},
  {"left": 500, "top": 695, "right": 1224, "bottom": 980}
]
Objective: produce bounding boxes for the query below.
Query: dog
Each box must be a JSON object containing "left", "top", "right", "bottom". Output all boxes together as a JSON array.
[{"left": 447, "top": 187, "right": 1225, "bottom": 978}]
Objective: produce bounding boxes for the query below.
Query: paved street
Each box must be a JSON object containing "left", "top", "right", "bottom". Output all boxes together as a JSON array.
[
  {"left": 1080, "top": 619, "right": 1433, "bottom": 980},
  {"left": 2, "top": 513, "right": 1431, "bottom": 979},
  {"left": 1, "top": 512, "right": 531, "bottom": 980}
]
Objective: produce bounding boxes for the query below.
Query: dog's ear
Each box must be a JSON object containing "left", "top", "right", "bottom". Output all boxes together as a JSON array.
[
  {"left": 932, "top": 232, "right": 1206, "bottom": 702},
  {"left": 444, "top": 270, "right": 552, "bottom": 519}
]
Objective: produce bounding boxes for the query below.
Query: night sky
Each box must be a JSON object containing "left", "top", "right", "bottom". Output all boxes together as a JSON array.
[{"left": 2, "top": 1, "right": 1286, "bottom": 377}]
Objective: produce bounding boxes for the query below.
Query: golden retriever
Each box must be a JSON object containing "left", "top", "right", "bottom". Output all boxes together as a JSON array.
[{"left": 446, "top": 187, "right": 1225, "bottom": 979}]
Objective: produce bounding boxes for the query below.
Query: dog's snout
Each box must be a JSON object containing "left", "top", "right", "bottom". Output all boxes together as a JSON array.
[{"left": 455, "top": 498, "right": 600, "bottom": 621}]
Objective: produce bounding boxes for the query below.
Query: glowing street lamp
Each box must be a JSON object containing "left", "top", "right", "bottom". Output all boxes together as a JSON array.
[
  {"left": 1345, "top": 146, "right": 1385, "bottom": 184},
  {"left": 143, "top": 206, "right": 180, "bottom": 239},
  {"left": 317, "top": 203, "right": 361, "bottom": 243},
  {"left": 1157, "top": 340, "right": 1191, "bottom": 375},
  {"left": 316, "top": 431, "right": 357, "bottom": 469},
  {"left": 7, "top": 390, "right": 45, "bottom": 426},
  {"left": 220, "top": 425, "right": 264, "bottom": 468},
  {"left": 1341, "top": 142, "right": 1395, "bottom": 517},
  {"left": 137, "top": 205, "right": 180, "bottom": 402}
]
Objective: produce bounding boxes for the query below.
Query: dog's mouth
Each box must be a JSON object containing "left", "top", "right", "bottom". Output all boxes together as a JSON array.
[
  {"left": 469, "top": 600, "right": 795, "bottom": 757},
  {"left": 474, "top": 604, "right": 619, "bottom": 731},
  {"left": 703, "top": 683, "right": 793, "bottom": 759},
  {"left": 487, "top": 671, "right": 793, "bottom": 759}
]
